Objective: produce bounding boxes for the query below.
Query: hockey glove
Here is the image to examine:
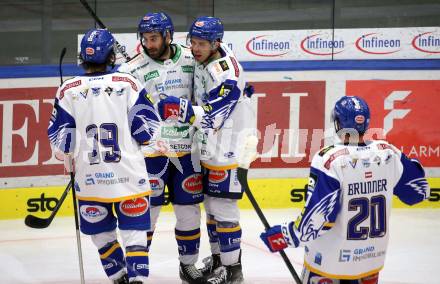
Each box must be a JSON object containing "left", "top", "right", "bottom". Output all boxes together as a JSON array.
[
  {"left": 260, "top": 225, "right": 288, "bottom": 252},
  {"left": 157, "top": 96, "right": 195, "bottom": 124}
]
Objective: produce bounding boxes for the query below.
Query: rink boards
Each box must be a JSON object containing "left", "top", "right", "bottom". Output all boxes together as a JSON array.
[
  {"left": 1, "top": 62, "right": 440, "bottom": 220},
  {"left": 0, "top": 177, "right": 439, "bottom": 220}
]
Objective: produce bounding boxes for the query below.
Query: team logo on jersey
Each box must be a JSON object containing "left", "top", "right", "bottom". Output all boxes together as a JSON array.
[
  {"left": 149, "top": 177, "right": 165, "bottom": 197},
  {"left": 104, "top": 87, "right": 113, "bottom": 96},
  {"left": 299, "top": 189, "right": 339, "bottom": 242},
  {"left": 208, "top": 170, "right": 228, "bottom": 184},
  {"left": 182, "top": 174, "right": 203, "bottom": 194},
  {"left": 80, "top": 205, "right": 107, "bottom": 223},
  {"left": 406, "top": 178, "right": 429, "bottom": 199},
  {"left": 91, "top": 87, "right": 101, "bottom": 96},
  {"left": 119, "top": 198, "right": 149, "bottom": 217}
]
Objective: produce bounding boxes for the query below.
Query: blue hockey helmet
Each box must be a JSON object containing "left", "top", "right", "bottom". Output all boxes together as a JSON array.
[
  {"left": 80, "top": 28, "right": 115, "bottom": 64},
  {"left": 332, "top": 96, "right": 370, "bottom": 134},
  {"left": 188, "top": 16, "right": 224, "bottom": 42},
  {"left": 138, "top": 12, "right": 174, "bottom": 39}
]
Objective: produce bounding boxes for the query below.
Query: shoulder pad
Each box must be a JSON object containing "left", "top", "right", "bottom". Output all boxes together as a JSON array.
[{"left": 318, "top": 145, "right": 335, "bottom": 156}]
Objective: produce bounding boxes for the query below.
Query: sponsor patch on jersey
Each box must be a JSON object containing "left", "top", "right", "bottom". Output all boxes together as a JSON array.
[
  {"left": 144, "top": 70, "right": 159, "bottom": 81},
  {"left": 349, "top": 158, "right": 358, "bottom": 168},
  {"left": 318, "top": 145, "right": 335, "bottom": 156},
  {"left": 149, "top": 177, "right": 165, "bottom": 197},
  {"left": 314, "top": 252, "right": 322, "bottom": 265},
  {"left": 112, "top": 76, "right": 138, "bottom": 91},
  {"left": 59, "top": 79, "right": 82, "bottom": 100},
  {"left": 208, "top": 170, "right": 228, "bottom": 183},
  {"left": 362, "top": 158, "right": 371, "bottom": 168},
  {"left": 229, "top": 56, "right": 240, "bottom": 77},
  {"left": 219, "top": 60, "right": 229, "bottom": 71},
  {"left": 80, "top": 205, "right": 108, "bottom": 223},
  {"left": 181, "top": 65, "right": 194, "bottom": 73},
  {"left": 119, "top": 198, "right": 149, "bottom": 217},
  {"left": 324, "top": 148, "right": 349, "bottom": 169},
  {"left": 91, "top": 87, "right": 101, "bottom": 96},
  {"left": 161, "top": 126, "right": 190, "bottom": 139},
  {"left": 377, "top": 143, "right": 398, "bottom": 154},
  {"left": 310, "top": 276, "right": 334, "bottom": 284},
  {"left": 182, "top": 174, "right": 203, "bottom": 194},
  {"left": 373, "top": 156, "right": 381, "bottom": 165},
  {"left": 104, "top": 86, "right": 113, "bottom": 96}
]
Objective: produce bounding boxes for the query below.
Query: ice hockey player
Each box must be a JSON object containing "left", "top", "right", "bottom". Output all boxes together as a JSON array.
[
  {"left": 157, "top": 16, "right": 257, "bottom": 284},
  {"left": 260, "top": 96, "right": 430, "bottom": 284},
  {"left": 118, "top": 12, "right": 205, "bottom": 284},
  {"left": 48, "top": 28, "right": 160, "bottom": 283}
]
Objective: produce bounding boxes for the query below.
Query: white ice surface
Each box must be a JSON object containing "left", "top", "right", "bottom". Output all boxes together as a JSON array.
[{"left": 0, "top": 209, "right": 439, "bottom": 284}]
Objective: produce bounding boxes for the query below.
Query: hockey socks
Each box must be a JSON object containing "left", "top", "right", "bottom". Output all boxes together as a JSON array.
[
  {"left": 206, "top": 216, "right": 220, "bottom": 254},
  {"left": 98, "top": 241, "right": 126, "bottom": 279},
  {"left": 125, "top": 245, "right": 149, "bottom": 281},
  {"left": 146, "top": 230, "right": 154, "bottom": 251},
  {"left": 175, "top": 228, "right": 201, "bottom": 264},
  {"left": 217, "top": 221, "right": 242, "bottom": 265}
]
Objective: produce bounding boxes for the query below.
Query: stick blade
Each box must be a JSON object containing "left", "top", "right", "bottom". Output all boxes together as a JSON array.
[{"left": 24, "top": 214, "right": 51, "bottom": 229}]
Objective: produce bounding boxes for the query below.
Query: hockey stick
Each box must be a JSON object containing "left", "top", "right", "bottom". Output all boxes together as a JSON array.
[
  {"left": 237, "top": 168, "right": 302, "bottom": 284},
  {"left": 59, "top": 47, "right": 67, "bottom": 84},
  {"left": 79, "top": 0, "right": 131, "bottom": 61},
  {"left": 24, "top": 181, "right": 72, "bottom": 228},
  {"left": 24, "top": 47, "right": 70, "bottom": 229},
  {"left": 69, "top": 169, "right": 86, "bottom": 284}
]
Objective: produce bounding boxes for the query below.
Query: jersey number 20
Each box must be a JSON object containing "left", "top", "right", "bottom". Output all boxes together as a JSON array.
[{"left": 347, "top": 195, "right": 386, "bottom": 240}]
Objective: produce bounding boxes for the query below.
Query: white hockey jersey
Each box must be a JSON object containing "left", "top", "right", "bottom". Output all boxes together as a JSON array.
[
  {"left": 281, "top": 140, "right": 430, "bottom": 279},
  {"left": 48, "top": 71, "right": 160, "bottom": 202},
  {"left": 118, "top": 44, "right": 196, "bottom": 157},
  {"left": 192, "top": 43, "right": 257, "bottom": 170}
]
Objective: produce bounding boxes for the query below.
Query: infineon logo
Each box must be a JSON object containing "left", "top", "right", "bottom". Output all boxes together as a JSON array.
[
  {"left": 245, "top": 35, "right": 291, "bottom": 57},
  {"left": 355, "top": 33, "right": 401, "bottom": 55},
  {"left": 300, "top": 34, "right": 344, "bottom": 56},
  {"left": 411, "top": 32, "right": 440, "bottom": 54}
]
